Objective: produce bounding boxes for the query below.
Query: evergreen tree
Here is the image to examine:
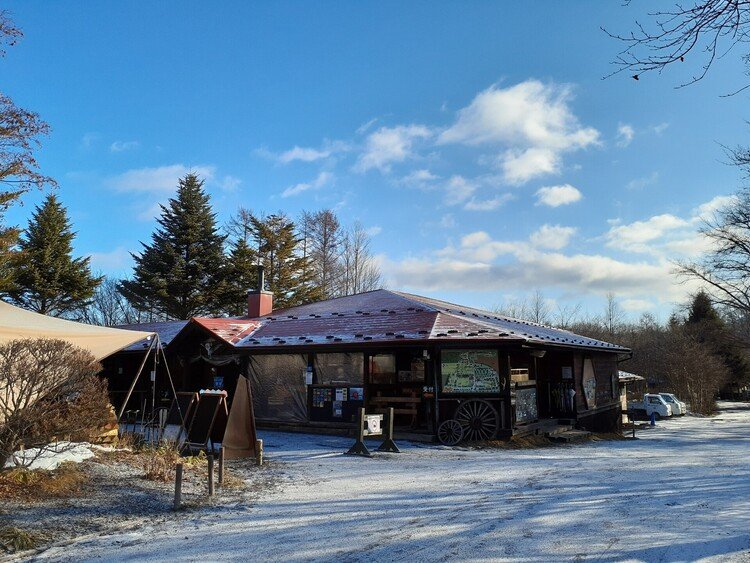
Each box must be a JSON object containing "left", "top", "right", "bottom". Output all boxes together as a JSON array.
[
  {"left": 5, "top": 194, "right": 101, "bottom": 316},
  {"left": 685, "top": 290, "right": 750, "bottom": 395},
  {"left": 250, "top": 212, "right": 322, "bottom": 309},
  {"left": 119, "top": 174, "right": 227, "bottom": 319},
  {"left": 220, "top": 237, "right": 259, "bottom": 316}
]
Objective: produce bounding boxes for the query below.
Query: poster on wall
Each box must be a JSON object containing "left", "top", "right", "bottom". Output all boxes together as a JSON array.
[
  {"left": 561, "top": 366, "right": 573, "bottom": 380},
  {"left": 332, "top": 400, "right": 343, "bottom": 417},
  {"left": 516, "top": 387, "right": 538, "bottom": 422},
  {"left": 441, "top": 350, "right": 500, "bottom": 394},
  {"left": 582, "top": 358, "right": 596, "bottom": 409},
  {"left": 350, "top": 387, "right": 364, "bottom": 401}
]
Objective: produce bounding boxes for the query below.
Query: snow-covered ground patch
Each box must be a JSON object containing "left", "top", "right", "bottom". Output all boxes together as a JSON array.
[
  {"left": 31, "top": 402, "right": 750, "bottom": 562},
  {"left": 4, "top": 442, "right": 98, "bottom": 471}
]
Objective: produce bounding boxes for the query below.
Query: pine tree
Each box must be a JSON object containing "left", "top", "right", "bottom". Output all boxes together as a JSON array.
[
  {"left": 685, "top": 290, "right": 750, "bottom": 395},
  {"left": 250, "top": 212, "right": 322, "bottom": 309},
  {"left": 5, "top": 194, "right": 101, "bottom": 316},
  {"left": 220, "top": 237, "right": 259, "bottom": 316},
  {"left": 119, "top": 174, "right": 227, "bottom": 319}
]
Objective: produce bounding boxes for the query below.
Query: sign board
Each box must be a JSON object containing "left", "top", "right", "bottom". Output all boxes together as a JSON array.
[
  {"left": 561, "top": 366, "right": 573, "bottom": 380},
  {"left": 364, "top": 414, "right": 383, "bottom": 436},
  {"left": 441, "top": 349, "right": 500, "bottom": 394}
]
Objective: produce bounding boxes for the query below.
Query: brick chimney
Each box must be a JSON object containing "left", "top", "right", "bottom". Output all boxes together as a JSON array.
[{"left": 247, "top": 265, "right": 273, "bottom": 318}]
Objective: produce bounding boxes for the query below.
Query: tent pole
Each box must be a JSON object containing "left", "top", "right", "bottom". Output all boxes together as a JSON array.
[
  {"left": 117, "top": 336, "right": 157, "bottom": 422},
  {"left": 159, "top": 337, "right": 186, "bottom": 428}
]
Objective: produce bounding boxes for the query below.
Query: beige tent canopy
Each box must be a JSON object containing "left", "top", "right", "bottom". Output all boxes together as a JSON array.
[{"left": 0, "top": 300, "right": 154, "bottom": 361}]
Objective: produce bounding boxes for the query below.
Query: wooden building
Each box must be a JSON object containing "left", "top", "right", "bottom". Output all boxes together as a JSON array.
[{"left": 104, "top": 288, "right": 631, "bottom": 441}]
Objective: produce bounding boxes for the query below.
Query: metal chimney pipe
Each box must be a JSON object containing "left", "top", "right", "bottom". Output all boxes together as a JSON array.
[{"left": 257, "top": 264, "right": 265, "bottom": 292}]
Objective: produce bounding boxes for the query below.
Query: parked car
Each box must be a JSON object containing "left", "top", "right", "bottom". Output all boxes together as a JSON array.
[
  {"left": 659, "top": 393, "right": 687, "bottom": 416},
  {"left": 628, "top": 394, "right": 672, "bottom": 420}
]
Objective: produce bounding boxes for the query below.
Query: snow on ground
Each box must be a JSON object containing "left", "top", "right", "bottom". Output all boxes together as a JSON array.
[
  {"left": 4, "top": 442, "right": 98, "bottom": 471},
  {"left": 31, "top": 402, "right": 750, "bottom": 562}
]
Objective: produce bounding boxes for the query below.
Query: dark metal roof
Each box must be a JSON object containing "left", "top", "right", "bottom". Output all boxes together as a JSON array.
[
  {"left": 233, "top": 290, "right": 630, "bottom": 353},
  {"left": 111, "top": 291, "right": 629, "bottom": 354},
  {"left": 116, "top": 320, "right": 188, "bottom": 352}
]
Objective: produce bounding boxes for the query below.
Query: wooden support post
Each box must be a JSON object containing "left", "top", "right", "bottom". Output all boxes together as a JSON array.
[
  {"left": 376, "top": 407, "right": 401, "bottom": 453},
  {"left": 255, "top": 439, "right": 263, "bottom": 466},
  {"left": 346, "top": 407, "right": 372, "bottom": 457},
  {"left": 207, "top": 454, "right": 215, "bottom": 496},
  {"left": 173, "top": 463, "right": 183, "bottom": 510},
  {"left": 218, "top": 446, "right": 224, "bottom": 485}
]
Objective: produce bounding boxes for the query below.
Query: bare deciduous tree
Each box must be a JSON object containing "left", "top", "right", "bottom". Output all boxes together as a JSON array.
[
  {"left": 77, "top": 277, "right": 142, "bottom": 326},
  {"left": 0, "top": 339, "right": 110, "bottom": 468},
  {"left": 677, "top": 189, "right": 750, "bottom": 314},
  {"left": 299, "top": 209, "right": 344, "bottom": 299},
  {"left": 338, "top": 222, "right": 382, "bottom": 296},
  {"left": 605, "top": 0, "right": 750, "bottom": 91}
]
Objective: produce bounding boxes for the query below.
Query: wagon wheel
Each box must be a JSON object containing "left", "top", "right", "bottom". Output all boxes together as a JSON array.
[
  {"left": 454, "top": 399, "right": 499, "bottom": 442},
  {"left": 438, "top": 419, "right": 464, "bottom": 446}
]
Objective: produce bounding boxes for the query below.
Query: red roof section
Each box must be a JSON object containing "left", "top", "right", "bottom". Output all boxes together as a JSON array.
[{"left": 191, "top": 317, "right": 261, "bottom": 345}]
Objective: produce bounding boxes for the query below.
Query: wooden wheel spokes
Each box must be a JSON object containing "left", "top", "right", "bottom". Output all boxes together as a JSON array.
[
  {"left": 437, "top": 419, "right": 464, "bottom": 446},
  {"left": 454, "top": 399, "right": 499, "bottom": 442}
]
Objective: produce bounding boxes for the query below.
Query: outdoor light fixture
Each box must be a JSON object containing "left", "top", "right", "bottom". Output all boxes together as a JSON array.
[{"left": 530, "top": 350, "right": 546, "bottom": 358}]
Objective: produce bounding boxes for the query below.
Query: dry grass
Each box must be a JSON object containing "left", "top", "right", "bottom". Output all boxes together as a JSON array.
[
  {"left": 0, "top": 526, "right": 43, "bottom": 554},
  {"left": 0, "top": 462, "right": 86, "bottom": 501},
  {"left": 140, "top": 444, "right": 206, "bottom": 481}
]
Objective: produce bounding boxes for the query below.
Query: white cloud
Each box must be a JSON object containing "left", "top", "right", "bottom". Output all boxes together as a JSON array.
[
  {"left": 278, "top": 146, "right": 331, "bottom": 163},
  {"left": 366, "top": 226, "right": 383, "bottom": 237},
  {"left": 219, "top": 175, "right": 242, "bottom": 192},
  {"left": 257, "top": 141, "right": 349, "bottom": 165},
  {"left": 463, "top": 194, "right": 513, "bottom": 212},
  {"left": 626, "top": 172, "right": 659, "bottom": 191},
  {"left": 530, "top": 224, "right": 577, "bottom": 250},
  {"left": 439, "top": 80, "right": 599, "bottom": 184},
  {"left": 693, "top": 194, "right": 736, "bottom": 222},
  {"left": 355, "top": 125, "right": 432, "bottom": 173},
  {"left": 606, "top": 214, "right": 689, "bottom": 253},
  {"left": 652, "top": 122, "right": 669, "bottom": 135},
  {"left": 107, "top": 164, "right": 216, "bottom": 194},
  {"left": 535, "top": 184, "right": 583, "bottom": 207},
  {"left": 80, "top": 132, "right": 99, "bottom": 150},
  {"left": 401, "top": 169, "right": 440, "bottom": 186},
  {"left": 439, "top": 214, "right": 456, "bottom": 229},
  {"left": 384, "top": 250, "right": 688, "bottom": 302},
  {"left": 500, "top": 147, "right": 560, "bottom": 185},
  {"left": 110, "top": 140, "right": 140, "bottom": 153},
  {"left": 356, "top": 118, "right": 378, "bottom": 135},
  {"left": 444, "top": 175, "right": 477, "bottom": 205},
  {"left": 281, "top": 171, "right": 334, "bottom": 198},
  {"left": 616, "top": 124, "right": 635, "bottom": 148}
]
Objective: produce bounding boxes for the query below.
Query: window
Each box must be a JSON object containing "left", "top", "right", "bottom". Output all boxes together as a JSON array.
[
  {"left": 314, "top": 353, "right": 364, "bottom": 385},
  {"left": 440, "top": 349, "right": 500, "bottom": 394},
  {"left": 369, "top": 354, "right": 396, "bottom": 384}
]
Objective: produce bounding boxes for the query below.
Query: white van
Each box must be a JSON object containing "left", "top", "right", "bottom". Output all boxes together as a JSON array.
[
  {"left": 659, "top": 393, "right": 687, "bottom": 416},
  {"left": 628, "top": 394, "right": 672, "bottom": 419}
]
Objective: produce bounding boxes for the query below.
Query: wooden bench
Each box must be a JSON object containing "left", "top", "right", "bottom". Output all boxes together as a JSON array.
[{"left": 369, "top": 396, "right": 420, "bottom": 424}]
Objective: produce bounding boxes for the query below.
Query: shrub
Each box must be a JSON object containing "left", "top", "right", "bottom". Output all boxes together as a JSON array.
[
  {"left": 0, "top": 339, "right": 109, "bottom": 468},
  {"left": 0, "top": 526, "right": 41, "bottom": 553}
]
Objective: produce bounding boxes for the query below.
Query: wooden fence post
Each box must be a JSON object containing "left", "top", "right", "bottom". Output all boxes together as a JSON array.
[
  {"left": 255, "top": 439, "right": 263, "bottom": 466},
  {"left": 207, "top": 454, "right": 214, "bottom": 496},
  {"left": 173, "top": 463, "right": 183, "bottom": 510},
  {"left": 218, "top": 446, "right": 225, "bottom": 485}
]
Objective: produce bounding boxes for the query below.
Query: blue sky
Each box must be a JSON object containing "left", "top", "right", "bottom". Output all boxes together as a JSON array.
[{"left": 4, "top": 1, "right": 750, "bottom": 320}]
